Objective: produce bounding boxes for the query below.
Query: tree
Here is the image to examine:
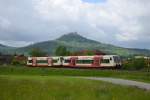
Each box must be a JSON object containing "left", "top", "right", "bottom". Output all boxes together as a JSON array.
[
  {"left": 29, "top": 48, "right": 47, "bottom": 57},
  {"left": 55, "top": 46, "right": 70, "bottom": 56},
  {"left": 71, "top": 50, "right": 97, "bottom": 56},
  {"left": 84, "top": 50, "right": 95, "bottom": 55}
]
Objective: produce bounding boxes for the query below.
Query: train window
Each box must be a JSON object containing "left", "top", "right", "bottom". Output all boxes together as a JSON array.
[
  {"left": 101, "top": 59, "right": 110, "bottom": 63},
  {"left": 77, "top": 60, "right": 93, "bottom": 64},
  {"left": 110, "top": 57, "right": 112, "bottom": 60},
  {"left": 113, "top": 56, "right": 121, "bottom": 63},
  {"left": 36, "top": 60, "right": 48, "bottom": 63},
  {"left": 28, "top": 60, "right": 32, "bottom": 63},
  {"left": 76, "top": 60, "right": 82, "bottom": 64},
  {"left": 64, "top": 60, "right": 71, "bottom": 63},
  {"left": 53, "top": 59, "right": 58, "bottom": 63},
  {"left": 60, "top": 57, "right": 64, "bottom": 63}
]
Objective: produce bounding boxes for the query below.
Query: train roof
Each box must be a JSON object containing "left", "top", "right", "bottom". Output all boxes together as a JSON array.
[{"left": 27, "top": 55, "right": 120, "bottom": 58}]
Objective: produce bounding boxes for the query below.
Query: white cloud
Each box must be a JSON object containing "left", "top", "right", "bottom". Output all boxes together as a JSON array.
[
  {"left": 33, "top": 0, "right": 150, "bottom": 42},
  {"left": 0, "top": 0, "right": 150, "bottom": 48},
  {"left": 0, "top": 40, "right": 31, "bottom": 47},
  {"left": 0, "top": 16, "right": 11, "bottom": 29}
]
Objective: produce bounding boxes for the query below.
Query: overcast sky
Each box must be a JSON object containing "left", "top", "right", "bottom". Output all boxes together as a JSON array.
[{"left": 0, "top": 0, "right": 150, "bottom": 49}]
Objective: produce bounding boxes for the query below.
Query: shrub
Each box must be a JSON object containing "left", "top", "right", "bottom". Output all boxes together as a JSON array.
[
  {"left": 11, "top": 58, "right": 26, "bottom": 66},
  {"left": 123, "top": 58, "right": 147, "bottom": 70}
]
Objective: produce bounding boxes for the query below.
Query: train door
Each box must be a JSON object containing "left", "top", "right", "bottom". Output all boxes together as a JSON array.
[
  {"left": 32, "top": 57, "right": 37, "bottom": 67},
  {"left": 47, "top": 57, "right": 52, "bottom": 66},
  {"left": 92, "top": 56, "right": 101, "bottom": 67},
  {"left": 60, "top": 57, "right": 64, "bottom": 66},
  {"left": 70, "top": 57, "right": 77, "bottom": 67}
]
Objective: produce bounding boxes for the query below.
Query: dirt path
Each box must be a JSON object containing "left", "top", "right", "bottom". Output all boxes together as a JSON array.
[{"left": 78, "top": 77, "right": 150, "bottom": 90}]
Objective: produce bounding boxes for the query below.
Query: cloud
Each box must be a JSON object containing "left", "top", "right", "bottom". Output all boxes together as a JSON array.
[
  {"left": 0, "top": 16, "right": 11, "bottom": 30},
  {"left": 109, "top": 0, "right": 150, "bottom": 42},
  {"left": 0, "top": 0, "right": 150, "bottom": 49},
  {"left": 0, "top": 40, "right": 32, "bottom": 47}
]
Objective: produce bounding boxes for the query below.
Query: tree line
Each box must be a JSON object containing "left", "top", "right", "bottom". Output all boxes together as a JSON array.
[{"left": 29, "top": 45, "right": 96, "bottom": 57}]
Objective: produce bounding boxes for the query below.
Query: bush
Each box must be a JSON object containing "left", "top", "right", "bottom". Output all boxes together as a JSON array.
[
  {"left": 11, "top": 58, "right": 26, "bottom": 66},
  {"left": 123, "top": 58, "right": 147, "bottom": 70}
]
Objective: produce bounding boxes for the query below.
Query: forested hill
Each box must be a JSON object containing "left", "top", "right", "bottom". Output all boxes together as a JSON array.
[{"left": 0, "top": 32, "right": 150, "bottom": 57}]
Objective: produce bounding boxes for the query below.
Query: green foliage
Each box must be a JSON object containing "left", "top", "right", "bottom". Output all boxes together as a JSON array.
[
  {"left": 71, "top": 50, "right": 95, "bottom": 56},
  {"left": 29, "top": 48, "right": 47, "bottom": 57},
  {"left": 55, "top": 46, "right": 70, "bottom": 56},
  {"left": 11, "top": 59, "right": 20, "bottom": 65},
  {"left": 11, "top": 57, "right": 26, "bottom": 66},
  {"left": 86, "top": 51, "right": 95, "bottom": 55},
  {"left": 123, "top": 58, "right": 147, "bottom": 70}
]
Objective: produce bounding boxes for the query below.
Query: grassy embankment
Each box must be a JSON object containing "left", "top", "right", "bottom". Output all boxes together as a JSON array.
[
  {"left": 0, "top": 65, "right": 150, "bottom": 83},
  {"left": 0, "top": 75, "right": 150, "bottom": 100}
]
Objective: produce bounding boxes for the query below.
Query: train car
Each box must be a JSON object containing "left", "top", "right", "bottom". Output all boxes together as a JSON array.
[
  {"left": 27, "top": 55, "right": 122, "bottom": 68},
  {"left": 27, "top": 56, "right": 63, "bottom": 67},
  {"left": 62, "top": 55, "right": 121, "bottom": 68},
  {"left": 27, "top": 57, "right": 52, "bottom": 67}
]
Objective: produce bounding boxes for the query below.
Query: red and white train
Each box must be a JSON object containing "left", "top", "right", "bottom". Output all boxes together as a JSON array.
[{"left": 27, "top": 55, "right": 122, "bottom": 68}]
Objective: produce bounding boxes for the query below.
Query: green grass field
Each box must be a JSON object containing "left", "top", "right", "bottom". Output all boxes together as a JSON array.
[
  {"left": 0, "top": 75, "right": 150, "bottom": 100},
  {"left": 0, "top": 65, "right": 150, "bottom": 83},
  {"left": 0, "top": 65, "right": 150, "bottom": 100}
]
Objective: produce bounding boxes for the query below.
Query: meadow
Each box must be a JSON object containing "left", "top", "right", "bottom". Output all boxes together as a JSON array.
[
  {"left": 0, "top": 75, "right": 150, "bottom": 100},
  {"left": 0, "top": 65, "right": 150, "bottom": 100},
  {"left": 0, "top": 65, "right": 150, "bottom": 83}
]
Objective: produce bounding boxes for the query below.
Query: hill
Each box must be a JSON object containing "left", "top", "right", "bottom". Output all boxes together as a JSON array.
[
  {"left": 0, "top": 44, "right": 16, "bottom": 54},
  {"left": 0, "top": 32, "right": 150, "bottom": 56}
]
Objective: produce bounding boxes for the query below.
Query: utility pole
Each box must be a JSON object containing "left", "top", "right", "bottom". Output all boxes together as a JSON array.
[{"left": 147, "top": 57, "right": 150, "bottom": 76}]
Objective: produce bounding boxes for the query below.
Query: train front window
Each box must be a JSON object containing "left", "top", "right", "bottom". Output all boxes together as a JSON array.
[
  {"left": 113, "top": 56, "right": 121, "bottom": 63},
  {"left": 101, "top": 59, "right": 110, "bottom": 63}
]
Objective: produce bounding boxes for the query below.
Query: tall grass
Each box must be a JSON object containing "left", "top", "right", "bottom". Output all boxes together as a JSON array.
[
  {"left": 0, "top": 65, "right": 150, "bottom": 82},
  {"left": 0, "top": 75, "right": 150, "bottom": 100}
]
